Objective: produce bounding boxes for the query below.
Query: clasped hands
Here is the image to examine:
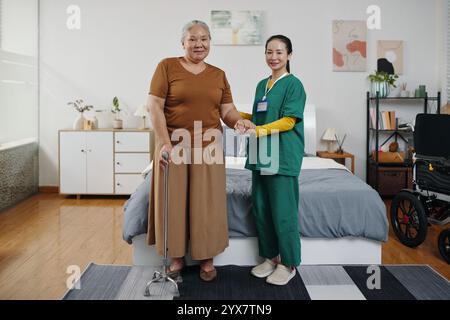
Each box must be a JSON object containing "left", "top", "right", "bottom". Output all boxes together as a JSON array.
[
  {"left": 234, "top": 119, "right": 256, "bottom": 135},
  {"left": 159, "top": 119, "right": 256, "bottom": 168}
]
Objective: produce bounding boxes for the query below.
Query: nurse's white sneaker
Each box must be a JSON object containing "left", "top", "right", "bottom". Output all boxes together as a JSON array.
[
  {"left": 251, "top": 259, "right": 277, "bottom": 278},
  {"left": 266, "top": 264, "right": 296, "bottom": 285}
]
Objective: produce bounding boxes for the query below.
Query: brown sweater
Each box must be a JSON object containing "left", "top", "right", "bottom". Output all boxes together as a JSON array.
[{"left": 149, "top": 57, "right": 233, "bottom": 147}]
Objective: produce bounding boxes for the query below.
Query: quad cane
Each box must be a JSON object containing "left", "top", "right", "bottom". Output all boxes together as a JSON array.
[{"left": 144, "top": 151, "right": 180, "bottom": 297}]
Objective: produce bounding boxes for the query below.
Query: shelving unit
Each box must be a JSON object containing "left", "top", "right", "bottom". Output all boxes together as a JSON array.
[{"left": 366, "top": 91, "right": 441, "bottom": 196}]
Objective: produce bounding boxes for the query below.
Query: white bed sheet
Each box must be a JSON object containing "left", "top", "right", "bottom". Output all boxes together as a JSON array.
[
  {"left": 225, "top": 156, "right": 350, "bottom": 172},
  {"left": 141, "top": 155, "right": 350, "bottom": 177}
]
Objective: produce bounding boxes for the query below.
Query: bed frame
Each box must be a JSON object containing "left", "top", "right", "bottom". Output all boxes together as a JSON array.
[
  {"left": 131, "top": 104, "right": 382, "bottom": 266},
  {"left": 132, "top": 234, "right": 381, "bottom": 266}
]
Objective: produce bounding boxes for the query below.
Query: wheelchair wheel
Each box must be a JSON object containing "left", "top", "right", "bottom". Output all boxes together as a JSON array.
[
  {"left": 438, "top": 229, "right": 450, "bottom": 264},
  {"left": 390, "top": 191, "right": 428, "bottom": 248}
]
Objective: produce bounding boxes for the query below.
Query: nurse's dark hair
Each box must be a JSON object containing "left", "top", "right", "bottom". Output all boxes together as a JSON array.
[{"left": 265, "top": 35, "right": 292, "bottom": 73}]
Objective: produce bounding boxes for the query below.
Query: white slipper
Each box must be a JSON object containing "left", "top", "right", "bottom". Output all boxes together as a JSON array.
[
  {"left": 266, "top": 264, "right": 296, "bottom": 285},
  {"left": 251, "top": 259, "right": 277, "bottom": 278}
]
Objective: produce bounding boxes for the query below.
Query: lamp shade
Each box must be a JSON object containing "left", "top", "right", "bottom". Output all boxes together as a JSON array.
[
  {"left": 322, "top": 128, "right": 337, "bottom": 141},
  {"left": 134, "top": 104, "right": 148, "bottom": 117}
]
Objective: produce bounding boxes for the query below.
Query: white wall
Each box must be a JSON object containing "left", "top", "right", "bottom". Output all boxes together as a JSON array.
[
  {"left": 39, "top": 0, "right": 443, "bottom": 186},
  {"left": 438, "top": 0, "right": 448, "bottom": 104},
  {"left": 0, "top": 0, "right": 38, "bottom": 145},
  {"left": 1, "top": 0, "right": 38, "bottom": 56}
]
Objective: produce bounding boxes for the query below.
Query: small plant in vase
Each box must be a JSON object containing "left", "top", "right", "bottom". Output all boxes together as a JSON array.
[
  {"left": 111, "top": 96, "right": 123, "bottom": 129},
  {"left": 68, "top": 99, "right": 93, "bottom": 130},
  {"left": 368, "top": 71, "right": 399, "bottom": 98}
]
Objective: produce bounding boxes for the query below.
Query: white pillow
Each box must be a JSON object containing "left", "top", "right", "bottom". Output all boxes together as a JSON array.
[
  {"left": 141, "top": 161, "right": 153, "bottom": 176},
  {"left": 225, "top": 156, "right": 246, "bottom": 170}
]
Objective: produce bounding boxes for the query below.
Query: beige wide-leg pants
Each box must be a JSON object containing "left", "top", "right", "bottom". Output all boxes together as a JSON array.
[{"left": 147, "top": 140, "right": 228, "bottom": 260}]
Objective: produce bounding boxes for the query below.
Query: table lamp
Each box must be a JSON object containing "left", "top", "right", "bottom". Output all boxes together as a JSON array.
[
  {"left": 322, "top": 128, "right": 337, "bottom": 152},
  {"left": 134, "top": 104, "right": 149, "bottom": 129}
]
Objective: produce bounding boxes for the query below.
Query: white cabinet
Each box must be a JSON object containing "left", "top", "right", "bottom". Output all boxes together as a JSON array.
[
  {"left": 59, "top": 130, "right": 152, "bottom": 195},
  {"left": 59, "top": 131, "right": 113, "bottom": 194}
]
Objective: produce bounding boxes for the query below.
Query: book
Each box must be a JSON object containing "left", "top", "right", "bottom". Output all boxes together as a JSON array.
[{"left": 389, "top": 111, "right": 396, "bottom": 130}]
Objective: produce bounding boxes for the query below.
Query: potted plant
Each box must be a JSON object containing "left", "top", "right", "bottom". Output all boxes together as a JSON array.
[
  {"left": 368, "top": 71, "right": 399, "bottom": 98},
  {"left": 111, "top": 96, "right": 123, "bottom": 129},
  {"left": 68, "top": 99, "right": 93, "bottom": 130}
]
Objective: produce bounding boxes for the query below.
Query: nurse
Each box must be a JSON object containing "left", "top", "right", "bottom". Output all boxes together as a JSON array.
[{"left": 239, "top": 35, "right": 306, "bottom": 285}]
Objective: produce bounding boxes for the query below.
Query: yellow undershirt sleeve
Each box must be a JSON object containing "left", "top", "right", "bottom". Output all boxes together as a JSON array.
[
  {"left": 256, "top": 117, "right": 296, "bottom": 137},
  {"left": 239, "top": 112, "right": 252, "bottom": 120},
  {"left": 238, "top": 112, "right": 296, "bottom": 137}
]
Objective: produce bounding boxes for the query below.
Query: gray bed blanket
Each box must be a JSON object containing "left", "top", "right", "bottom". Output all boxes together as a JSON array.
[{"left": 123, "top": 168, "right": 388, "bottom": 244}]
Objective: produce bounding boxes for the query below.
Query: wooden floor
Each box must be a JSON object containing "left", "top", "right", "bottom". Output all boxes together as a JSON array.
[{"left": 0, "top": 193, "right": 448, "bottom": 300}]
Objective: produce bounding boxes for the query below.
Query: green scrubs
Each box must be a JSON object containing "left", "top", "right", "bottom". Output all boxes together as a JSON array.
[{"left": 245, "top": 74, "right": 306, "bottom": 266}]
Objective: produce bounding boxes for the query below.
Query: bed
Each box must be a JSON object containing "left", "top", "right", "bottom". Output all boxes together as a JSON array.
[{"left": 123, "top": 104, "right": 388, "bottom": 266}]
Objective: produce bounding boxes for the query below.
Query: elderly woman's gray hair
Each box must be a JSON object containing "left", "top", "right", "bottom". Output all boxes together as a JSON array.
[{"left": 181, "top": 20, "right": 211, "bottom": 42}]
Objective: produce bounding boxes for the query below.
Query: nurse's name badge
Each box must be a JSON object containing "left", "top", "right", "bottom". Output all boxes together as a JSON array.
[{"left": 256, "top": 99, "right": 268, "bottom": 112}]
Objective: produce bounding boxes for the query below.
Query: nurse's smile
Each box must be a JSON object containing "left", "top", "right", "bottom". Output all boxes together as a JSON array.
[{"left": 265, "top": 39, "right": 292, "bottom": 77}]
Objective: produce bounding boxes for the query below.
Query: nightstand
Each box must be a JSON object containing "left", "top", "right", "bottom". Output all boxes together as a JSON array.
[{"left": 316, "top": 151, "right": 355, "bottom": 174}]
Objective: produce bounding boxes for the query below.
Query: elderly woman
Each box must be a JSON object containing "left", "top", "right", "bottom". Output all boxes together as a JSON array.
[{"left": 146, "top": 20, "right": 253, "bottom": 282}]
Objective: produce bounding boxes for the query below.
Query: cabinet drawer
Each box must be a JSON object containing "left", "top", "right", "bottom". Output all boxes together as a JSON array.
[
  {"left": 115, "top": 174, "right": 144, "bottom": 195},
  {"left": 115, "top": 153, "right": 150, "bottom": 173},
  {"left": 115, "top": 132, "right": 149, "bottom": 152}
]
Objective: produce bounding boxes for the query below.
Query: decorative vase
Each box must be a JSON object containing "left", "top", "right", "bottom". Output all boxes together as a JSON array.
[
  {"left": 73, "top": 112, "right": 86, "bottom": 130},
  {"left": 371, "top": 81, "right": 390, "bottom": 98},
  {"left": 113, "top": 119, "right": 123, "bottom": 129},
  {"left": 92, "top": 116, "right": 98, "bottom": 129},
  {"left": 418, "top": 85, "right": 426, "bottom": 97}
]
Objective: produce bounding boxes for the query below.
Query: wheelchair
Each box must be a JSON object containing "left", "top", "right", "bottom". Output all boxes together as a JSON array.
[{"left": 390, "top": 113, "right": 450, "bottom": 264}]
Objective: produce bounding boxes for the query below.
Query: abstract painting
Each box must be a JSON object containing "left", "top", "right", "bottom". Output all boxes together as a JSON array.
[
  {"left": 210, "top": 10, "right": 263, "bottom": 45},
  {"left": 377, "top": 40, "right": 404, "bottom": 75},
  {"left": 332, "top": 20, "right": 367, "bottom": 72}
]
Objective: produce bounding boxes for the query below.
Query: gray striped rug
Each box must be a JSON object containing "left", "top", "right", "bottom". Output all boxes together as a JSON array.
[{"left": 62, "top": 263, "right": 450, "bottom": 300}]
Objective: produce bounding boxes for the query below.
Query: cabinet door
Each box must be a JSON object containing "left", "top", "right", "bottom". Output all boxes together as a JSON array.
[
  {"left": 59, "top": 132, "right": 86, "bottom": 194},
  {"left": 115, "top": 132, "right": 150, "bottom": 152},
  {"left": 86, "top": 132, "right": 113, "bottom": 194}
]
